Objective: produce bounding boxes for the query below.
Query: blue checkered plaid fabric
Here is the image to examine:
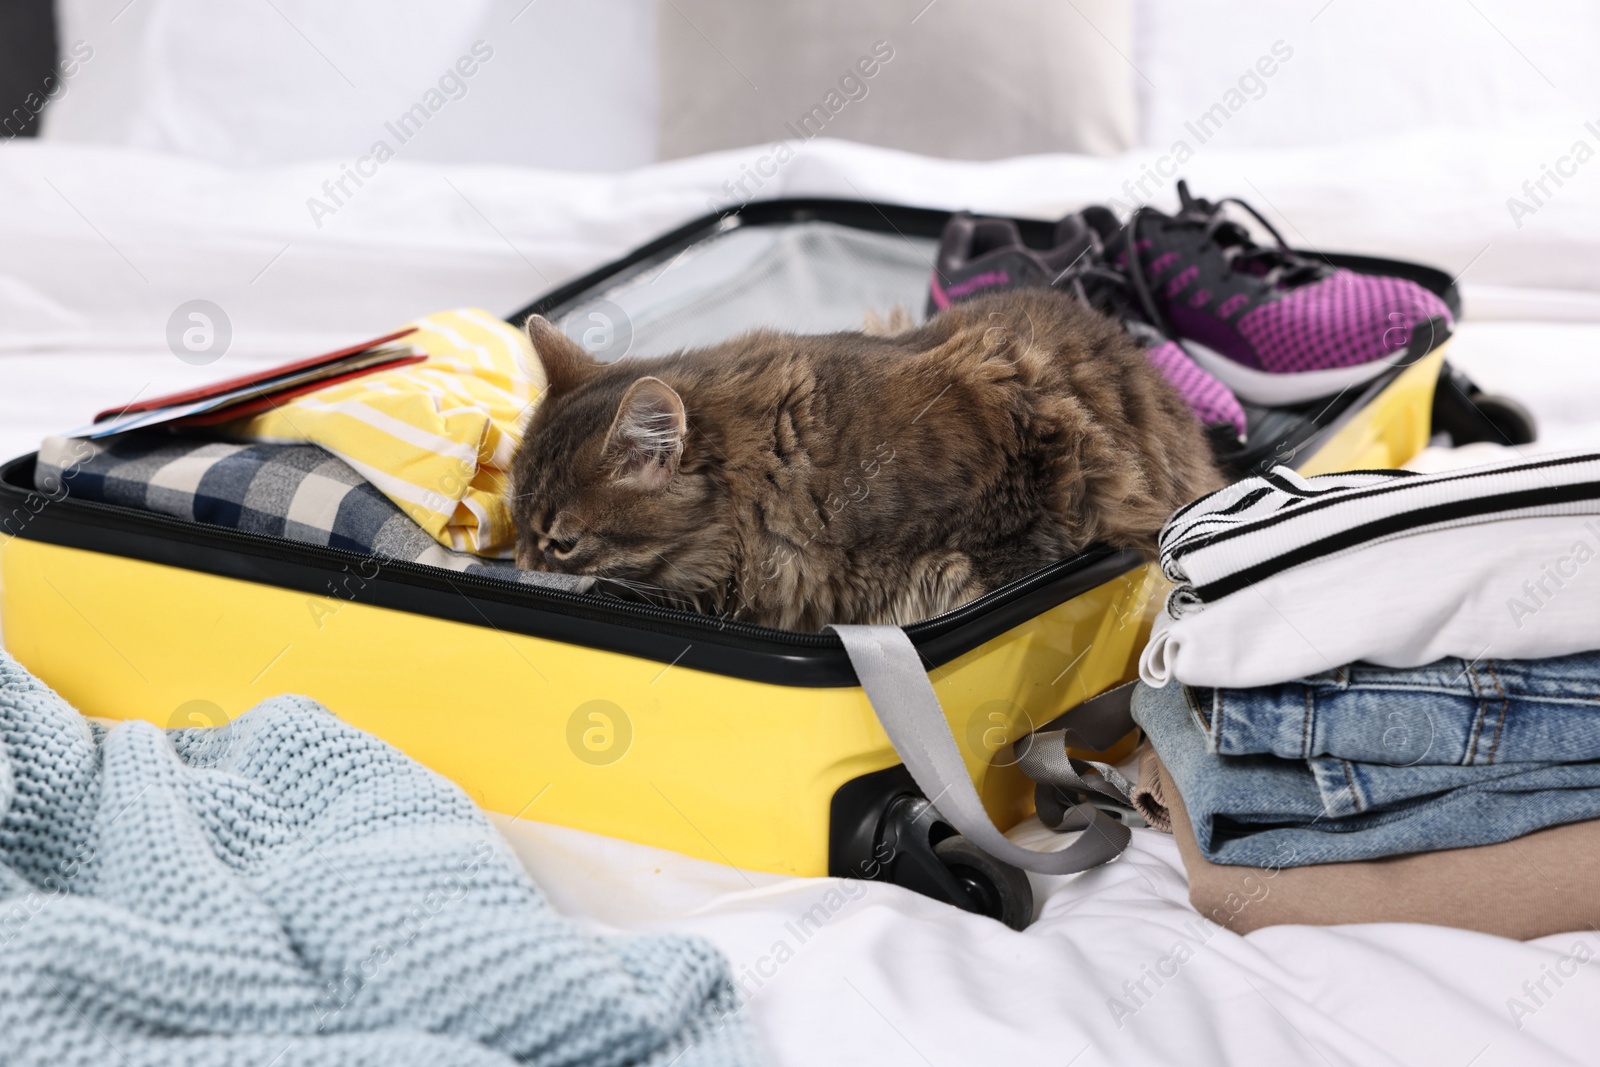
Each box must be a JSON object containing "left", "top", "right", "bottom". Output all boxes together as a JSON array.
[{"left": 35, "top": 434, "right": 581, "bottom": 591}]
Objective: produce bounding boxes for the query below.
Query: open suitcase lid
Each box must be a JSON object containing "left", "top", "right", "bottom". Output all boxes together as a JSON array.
[
  {"left": 511, "top": 196, "right": 1461, "bottom": 477},
  {"left": 0, "top": 197, "right": 1460, "bottom": 687}
]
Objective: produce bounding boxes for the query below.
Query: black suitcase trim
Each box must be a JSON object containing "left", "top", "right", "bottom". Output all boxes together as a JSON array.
[{"left": 0, "top": 452, "right": 1141, "bottom": 687}]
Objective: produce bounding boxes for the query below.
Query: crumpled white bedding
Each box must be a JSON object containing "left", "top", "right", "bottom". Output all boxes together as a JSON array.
[
  {"left": 4, "top": 134, "right": 1600, "bottom": 1066},
  {"left": 3, "top": 127, "right": 1600, "bottom": 354}
]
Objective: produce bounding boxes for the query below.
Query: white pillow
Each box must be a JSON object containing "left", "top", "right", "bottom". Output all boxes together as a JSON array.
[
  {"left": 657, "top": 0, "right": 1137, "bottom": 162},
  {"left": 1135, "top": 0, "right": 1600, "bottom": 149},
  {"left": 43, "top": 0, "right": 660, "bottom": 170}
]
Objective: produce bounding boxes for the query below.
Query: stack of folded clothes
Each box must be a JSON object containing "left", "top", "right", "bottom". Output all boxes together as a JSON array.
[{"left": 1131, "top": 450, "right": 1600, "bottom": 939}]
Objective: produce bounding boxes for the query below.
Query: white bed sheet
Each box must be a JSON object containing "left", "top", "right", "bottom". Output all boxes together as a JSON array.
[
  {"left": 2, "top": 128, "right": 1600, "bottom": 359},
  {"left": 4, "top": 136, "right": 1600, "bottom": 1066}
]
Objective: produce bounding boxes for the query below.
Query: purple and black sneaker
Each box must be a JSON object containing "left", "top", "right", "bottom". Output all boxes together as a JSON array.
[
  {"left": 928, "top": 212, "right": 1248, "bottom": 440},
  {"left": 926, "top": 213, "right": 1085, "bottom": 316},
  {"left": 1087, "top": 181, "right": 1453, "bottom": 406},
  {"left": 1051, "top": 225, "right": 1248, "bottom": 440}
]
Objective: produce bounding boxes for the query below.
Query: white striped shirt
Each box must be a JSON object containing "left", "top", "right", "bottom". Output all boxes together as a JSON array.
[{"left": 1159, "top": 450, "right": 1600, "bottom": 617}]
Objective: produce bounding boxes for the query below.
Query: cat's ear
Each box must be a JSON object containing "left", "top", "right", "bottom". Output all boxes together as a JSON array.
[
  {"left": 604, "top": 377, "right": 686, "bottom": 490},
  {"left": 522, "top": 315, "right": 597, "bottom": 395}
]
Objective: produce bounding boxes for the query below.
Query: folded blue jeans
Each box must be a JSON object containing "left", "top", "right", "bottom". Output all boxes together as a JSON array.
[
  {"left": 1133, "top": 679, "right": 1600, "bottom": 867},
  {"left": 1191, "top": 651, "right": 1600, "bottom": 767}
]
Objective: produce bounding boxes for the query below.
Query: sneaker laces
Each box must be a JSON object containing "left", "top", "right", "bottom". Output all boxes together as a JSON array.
[
  {"left": 1122, "top": 180, "right": 1330, "bottom": 336},
  {"left": 1049, "top": 227, "right": 1129, "bottom": 310},
  {"left": 1050, "top": 233, "right": 1175, "bottom": 351},
  {"left": 1055, "top": 258, "right": 1135, "bottom": 319},
  {"left": 1173, "top": 180, "right": 1327, "bottom": 288}
]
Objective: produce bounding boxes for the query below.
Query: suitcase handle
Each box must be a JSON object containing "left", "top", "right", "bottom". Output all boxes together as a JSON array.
[{"left": 830, "top": 625, "right": 1136, "bottom": 876}]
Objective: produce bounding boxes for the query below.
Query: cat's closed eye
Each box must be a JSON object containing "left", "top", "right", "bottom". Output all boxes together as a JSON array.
[{"left": 519, "top": 523, "right": 586, "bottom": 566}]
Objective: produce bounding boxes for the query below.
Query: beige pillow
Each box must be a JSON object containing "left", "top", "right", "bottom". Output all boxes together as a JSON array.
[{"left": 658, "top": 0, "right": 1136, "bottom": 162}]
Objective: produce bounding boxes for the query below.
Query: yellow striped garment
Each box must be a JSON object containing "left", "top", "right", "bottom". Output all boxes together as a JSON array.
[{"left": 234, "top": 308, "right": 544, "bottom": 556}]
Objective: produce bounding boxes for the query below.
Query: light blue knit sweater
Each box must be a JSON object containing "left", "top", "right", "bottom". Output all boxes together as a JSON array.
[{"left": 0, "top": 652, "right": 764, "bottom": 1067}]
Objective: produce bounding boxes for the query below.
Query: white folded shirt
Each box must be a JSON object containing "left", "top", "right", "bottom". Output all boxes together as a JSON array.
[
  {"left": 1158, "top": 450, "right": 1600, "bottom": 620},
  {"left": 1141, "top": 513, "right": 1600, "bottom": 688}
]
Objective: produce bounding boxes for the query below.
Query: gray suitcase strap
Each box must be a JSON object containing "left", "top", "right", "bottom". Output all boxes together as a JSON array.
[{"left": 830, "top": 624, "right": 1137, "bottom": 876}]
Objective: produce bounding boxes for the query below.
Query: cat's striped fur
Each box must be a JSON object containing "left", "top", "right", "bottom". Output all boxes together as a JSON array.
[{"left": 509, "top": 290, "right": 1223, "bottom": 630}]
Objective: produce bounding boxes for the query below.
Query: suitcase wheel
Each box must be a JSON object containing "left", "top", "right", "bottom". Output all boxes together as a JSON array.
[
  {"left": 829, "top": 768, "right": 1036, "bottom": 929},
  {"left": 1431, "top": 365, "right": 1538, "bottom": 447},
  {"left": 1468, "top": 393, "right": 1537, "bottom": 447},
  {"left": 876, "top": 793, "right": 1036, "bottom": 930},
  {"left": 932, "top": 834, "right": 1034, "bottom": 931}
]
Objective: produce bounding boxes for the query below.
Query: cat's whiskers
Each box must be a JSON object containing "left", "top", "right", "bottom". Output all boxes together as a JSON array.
[{"left": 594, "top": 575, "right": 702, "bottom": 613}]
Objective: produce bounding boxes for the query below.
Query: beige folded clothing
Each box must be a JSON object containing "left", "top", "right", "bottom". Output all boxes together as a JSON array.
[
  {"left": 1129, "top": 749, "right": 1173, "bottom": 833},
  {"left": 1138, "top": 749, "right": 1600, "bottom": 940}
]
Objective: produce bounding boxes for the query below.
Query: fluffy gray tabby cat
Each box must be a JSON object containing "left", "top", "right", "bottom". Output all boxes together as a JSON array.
[{"left": 509, "top": 290, "right": 1222, "bottom": 630}]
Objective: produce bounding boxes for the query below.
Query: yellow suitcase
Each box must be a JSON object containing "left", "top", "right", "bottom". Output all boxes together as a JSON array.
[{"left": 0, "top": 199, "right": 1511, "bottom": 924}]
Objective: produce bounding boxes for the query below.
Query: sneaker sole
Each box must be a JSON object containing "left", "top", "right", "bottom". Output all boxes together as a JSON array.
[{"left": 1182, "top": 317, "right": 1448, "bottom": 406}]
